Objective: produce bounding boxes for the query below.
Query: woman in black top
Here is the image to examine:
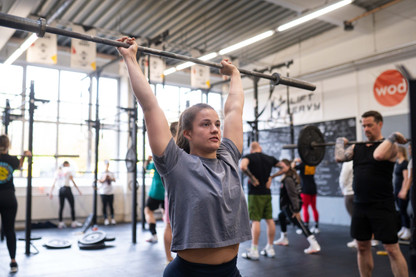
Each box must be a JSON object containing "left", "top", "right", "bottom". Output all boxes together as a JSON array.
[
  {"left": 0, "top": 135, "right": 30, "bottom": 273},
  {"left": 393, "top": 146, "right": 410, "bottom": 240}
]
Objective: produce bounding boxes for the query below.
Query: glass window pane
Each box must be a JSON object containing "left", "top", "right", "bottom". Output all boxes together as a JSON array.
[
  {"left": 59, "top": 71, "right": 90, "bottom": 124},
  {"left": 98, "top": 77, "right": 118, "bottom": 125},
  {"left": 208, "top": 93, "right": 223, "bottom": 115},
  {"left": 58, "top": 124, "right": 89, "bottom": 173},
  {"left": 33, "top": 122, "right": 56, "bottom": 155},
  {"left": 156, "top": 84, "right": 180, "bottom": 122},
  {"left": 26, "top": 66, "right": 59, "bottom": 121},
  {"left": 0, "top": 65, "right": 23, "bottom": 111},
  {"left": 180, "top": 87, "right": 201, "bottom": 111}
]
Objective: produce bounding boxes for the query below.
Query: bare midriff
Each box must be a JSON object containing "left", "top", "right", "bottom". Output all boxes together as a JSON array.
[{"left": 177, "top": 244, "right": 239, "bottom": 265}]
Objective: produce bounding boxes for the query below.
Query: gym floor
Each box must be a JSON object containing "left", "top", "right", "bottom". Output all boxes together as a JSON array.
[{"left": 0, "top": 221, "right": 414, "bottom": 277}]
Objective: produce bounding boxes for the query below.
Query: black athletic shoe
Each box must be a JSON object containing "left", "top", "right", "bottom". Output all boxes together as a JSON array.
[{"left": 10, "top": 262, "right": 18, "bottom": 273}]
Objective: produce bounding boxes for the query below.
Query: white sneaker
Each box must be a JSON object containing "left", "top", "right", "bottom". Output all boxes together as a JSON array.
[
  {"left": 371, "top": 240, "right": 379, "bottom": 247},
  {"left": 146, "top": 234, "right": 158, "bottom": 243},
  {"left": 10, "top": 262, "right": 18, "bottom": 273},
  {"left": 104, "top": 219, "right": 110, "bottom": 226},
  {"left": 347, "top": 240, "right": 357, "bottom": 248},
  {"left": 397, "top": 227, "right": 405, "bottom": 237},
  {"left": 296, "top": 228, "right": 303, "bottom": 235},
  {"left": 241, "top": 249, "right": 259, "bottom": 260},
  {"left": 399, "top": 228, "right": 411, "bottom": 240},
  {"left": 260, "top": 246, "right": 275, "bottom": 258},
  {"left": 305, "top": 235, "right": 321, "bottom": 254},
  {"left": 311, "top": 227, "right": 320, "bottom": 234},
  {"left": 71, "top": 221, "right": 82, "bottom": 228},
  {"left": 111, "top": 219, "right": 116, "bottom": 225},
  {"left": 58, "top": 222, "right": 66, "bottom": 229},
  {"left": 274, "top": 236, "right": 289, "bottom": 246}
]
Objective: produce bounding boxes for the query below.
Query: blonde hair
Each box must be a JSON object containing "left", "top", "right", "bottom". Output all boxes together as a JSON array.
[
  {"left": 176, "top": 103, "right": 215, "bottom": 154},
  {"left": 397, "top": 146, "right": 408, "bottom": 161},
  {"left": 0, "top": 135, "right": 10, "bottom": 153}
]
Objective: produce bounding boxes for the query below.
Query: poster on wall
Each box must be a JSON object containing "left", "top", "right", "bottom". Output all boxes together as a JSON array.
[
  {"left": 70, "top": 25, "right": 97, "bottom": 71},
  {"left": 26, "top": 33, "right": 57, "bottom": 65},
  {"left": 373, "top": 69, "right": 408, "bottom": 107},
  {"left": 359, "top": 66, "right": 410, "bottom": 115},
  {"left": 191, "top": 64, "right": 210, "bottom": 89},
  {"left": 269, "top": 86, "right": 323, "bottom": 124},
  {"left": 144, "top": 56, "right": 165, "bottom": 83}
]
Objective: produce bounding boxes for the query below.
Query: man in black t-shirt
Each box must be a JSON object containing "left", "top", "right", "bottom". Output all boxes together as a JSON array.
[
  {"left": 240, "top": 142, "right": 280, "bottom": 260},
  {"left": 335, "top": 110, "right": 408, "bottom": 277}
]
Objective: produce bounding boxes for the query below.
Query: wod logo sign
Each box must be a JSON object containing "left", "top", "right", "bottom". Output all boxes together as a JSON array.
[{"left": 373, "top": 70, "right": 408, "bottom": 107}]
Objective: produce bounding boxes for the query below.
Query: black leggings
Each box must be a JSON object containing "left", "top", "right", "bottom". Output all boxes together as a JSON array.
[
  {"left": 164, "top": 255, "right": 241, "bottom": 277},
  {"left": 278, "top": 206, "right": 312, "bottom": 237},
  {"left": 59, "top": 187, "right": 75, "bottom": 221},
  {"left": 395, "top": 193, "right": 410, "bottom": 228},
  {"left": 100, "top": 194, "right": 114, "bottom": 218},
  {"left": 0, "top": 189, "right": 18, "bottom": 259}
]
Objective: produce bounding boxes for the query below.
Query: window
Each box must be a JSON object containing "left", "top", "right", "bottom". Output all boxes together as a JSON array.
[{"left": 26, "top": 66, "right": 59, "bottom": 121}]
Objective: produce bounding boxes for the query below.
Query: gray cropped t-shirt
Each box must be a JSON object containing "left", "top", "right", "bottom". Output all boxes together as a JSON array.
[{"left": 153, "top": 138, "right": 251, "bottom": 252}]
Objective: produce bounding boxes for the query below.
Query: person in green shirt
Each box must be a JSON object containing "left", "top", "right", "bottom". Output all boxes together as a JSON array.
[{"left": 144, "top": 156, "right": 165, "bottom": 243}]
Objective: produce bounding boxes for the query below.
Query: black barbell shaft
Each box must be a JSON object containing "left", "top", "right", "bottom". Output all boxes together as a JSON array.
[
  {"left": 0, "top": 12, "right": 316, "bottom": 91},
  {"left": 283, "top": 139, "right": 410, "bottom": 149}
]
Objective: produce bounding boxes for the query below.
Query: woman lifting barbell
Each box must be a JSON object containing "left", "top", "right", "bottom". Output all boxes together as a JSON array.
[{"left": 117, "top": 36, "right": 251, "bottom": 277}]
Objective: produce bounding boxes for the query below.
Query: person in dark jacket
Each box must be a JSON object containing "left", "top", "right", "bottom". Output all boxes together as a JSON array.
[{"left": 273, "top": 159, "right": 321, "bottom": 254}]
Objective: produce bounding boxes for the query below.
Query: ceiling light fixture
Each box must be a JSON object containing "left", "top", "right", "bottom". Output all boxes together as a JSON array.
[
  {"left": 219, "top": 30, "right": 275, "bottom": 55},
  {"left": 3, "top": 33, "right": 38, "bottom": 65},
  {"left": 277, "top": 0, "right": 354, "bottom": 32}
]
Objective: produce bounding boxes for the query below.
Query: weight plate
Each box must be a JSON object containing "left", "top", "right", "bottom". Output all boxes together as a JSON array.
[
  {"left": 79, "top": 231, "right": 107, "bottom": 245},
  {"left": 43, "top": 239, "right": 72, "bottom": 249},
  {"left": 78, "top": 241, "right": 106, "bottom": 250},
  {"left": 104, "top": 235, "right": 116, "bottom": 242},
  {"left": 297, "top": 125, "right": 325, "bottom": 166},
  {"left": 125, "top": 148, "right": 136, "bottom": 172}
]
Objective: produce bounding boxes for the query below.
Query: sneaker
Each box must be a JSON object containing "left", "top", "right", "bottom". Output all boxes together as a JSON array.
[
  {"left": 399, "top": 228, "right": 411, "bottom": 240},
  {"left": 241, "top": 249, "right": 259, "bottom": 260},
  {"left": 296, "top": 228, "right": 303, "bottom": 235},
  {"left": 104, "top": 219, "right": 110, "bottom": 226},
  {"left": 71, "top": 221, "right": 82, "bottom": 228},
  {"left": 10, "top": 262, "right": 18, "bottom": 273},
  {"left": 311, "top": 227, "right": 320, "bottom": 234},
  {"left": 397, "top": 227, "right": 405, "bottom": 237},
  {"left": 111, "top": 219, "right": 116, "bottom": 225},
  {"left": 146, "top": 234, "right": 158, "bottom": 243},
  {"left": 273, "top": 236, "right": 289, "bottom": 246},
  {"left": 305, "top": 235, "right": 321, "bottom": 254},
  {"left": 347, "top": 240, "right": 357, "bottom": 248},
  {"left": 58, "top": 222, "right": 66, "bottom": 229},
  {"left": 371, "top": 240, "right": 379, "bottom": 247},
  {"left": 260, "top": 246, "right": 275, "bottom": 258}
]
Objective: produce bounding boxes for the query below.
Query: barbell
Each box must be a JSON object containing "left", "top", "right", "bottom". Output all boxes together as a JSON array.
[
  {"left": 0, "top": 12, "right": 316, "bottom": 91},
  {"left": 283, "top": 125, "right": 409, "bottom": 166}
]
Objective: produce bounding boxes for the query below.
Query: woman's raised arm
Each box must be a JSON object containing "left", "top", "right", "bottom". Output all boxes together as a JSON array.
[
  {"left": 117, "top": 37, "right": 172, "bottom": 156},
  {"left": 221, "top": 59, "right": 244, "bottom": 153}
]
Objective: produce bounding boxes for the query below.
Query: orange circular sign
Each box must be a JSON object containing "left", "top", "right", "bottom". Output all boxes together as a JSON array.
[{"left": 373, "top": 70, "right": 408, "bottom": 107}]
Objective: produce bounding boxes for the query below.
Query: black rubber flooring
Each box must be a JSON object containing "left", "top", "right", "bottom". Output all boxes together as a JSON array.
[{"left": 0, "top": 221, "right": 414, "bottom": 276}]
